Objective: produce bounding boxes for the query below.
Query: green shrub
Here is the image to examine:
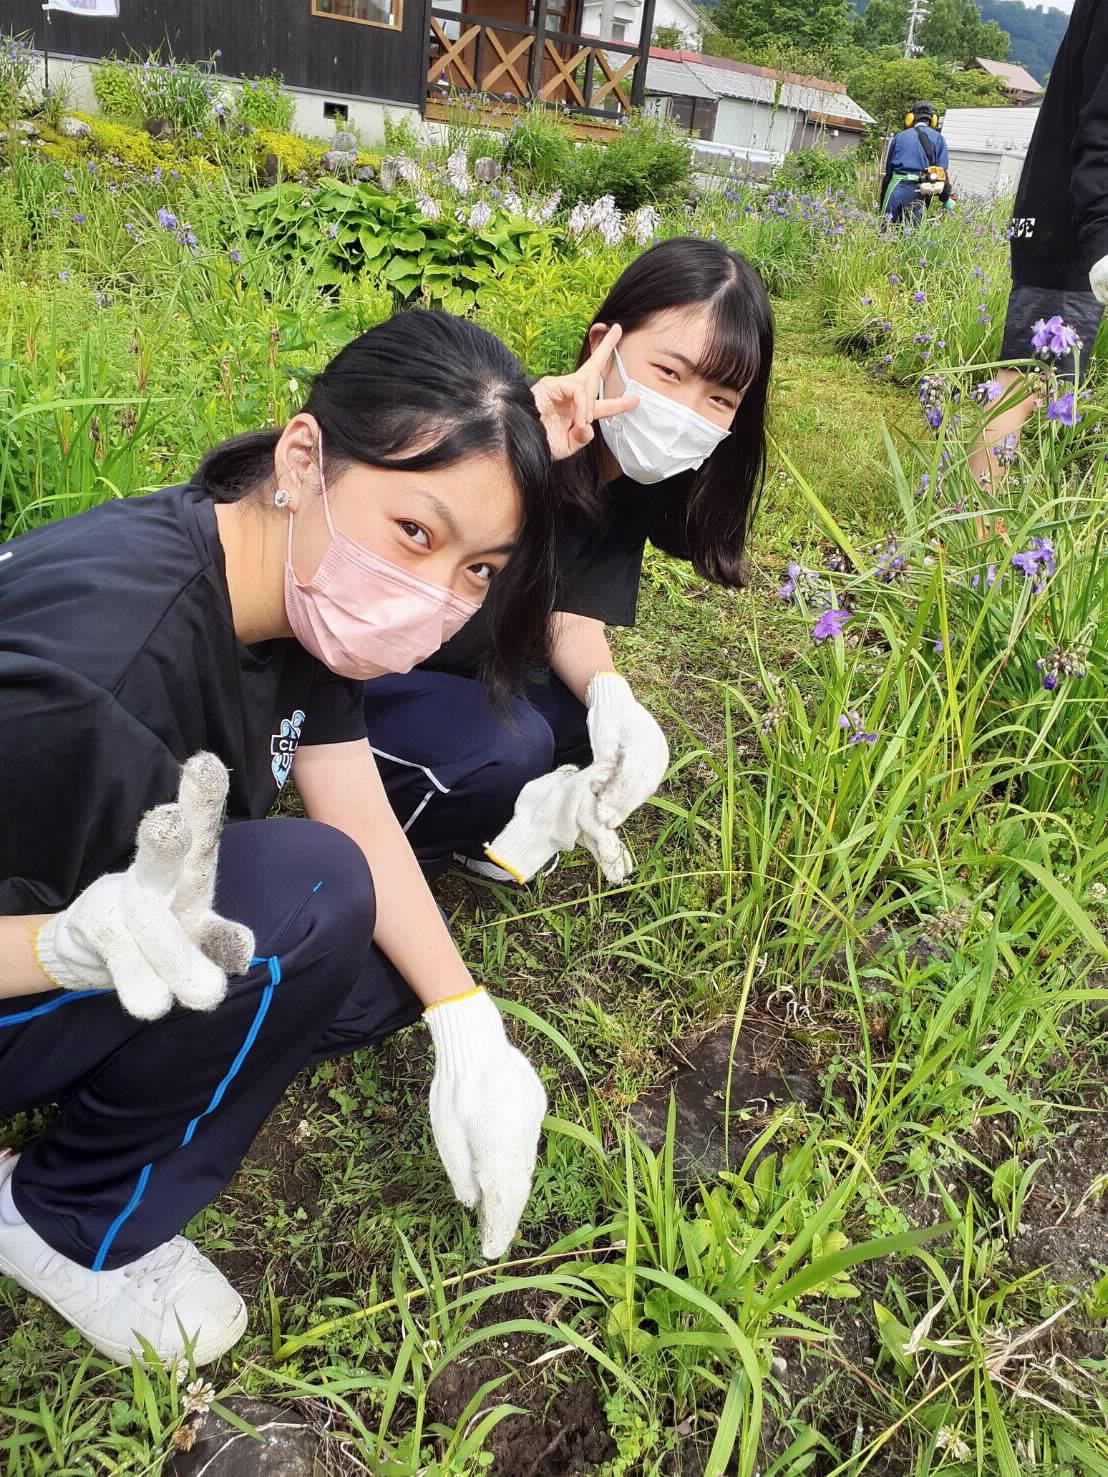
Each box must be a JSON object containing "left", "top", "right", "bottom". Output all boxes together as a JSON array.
[
  {"left": 565, "top": 112, "right": 692, "bottom": 211},
  {"left": 243, "top": 179, "right": 558, "bottom": 313},
  {"left": 383, "top": 110, "right": 421, "bottom": 155},
  {"left": 235, "top": 74, "right": 294, "bottom": 133},
  {"left": 499, "top": 103, "right": 575, "bottom": 189},
  {"left": 771, "top": 145, "right": 858, "bottom": 194},
  {"left": 91, "top": 57, "right": 144, "bottom": 121}
]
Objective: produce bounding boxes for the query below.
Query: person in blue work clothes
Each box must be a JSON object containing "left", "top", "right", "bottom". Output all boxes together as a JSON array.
[
  {"left": 0, "top": 310, "right": 631, "bottom": 1369},
  {"left": 880, "top": 102, "right": 951, "bottom": 224},
  {"left": 363, "top": 237, "right": 774, "bottom": 887}
]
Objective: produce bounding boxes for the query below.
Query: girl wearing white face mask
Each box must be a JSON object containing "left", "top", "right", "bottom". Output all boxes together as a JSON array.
[
  {"left": 0, "top": 310, "right": 635, "bottom": 1370},
  {"left": 362, "top": 238, "right": 773, "bottom": 884}
]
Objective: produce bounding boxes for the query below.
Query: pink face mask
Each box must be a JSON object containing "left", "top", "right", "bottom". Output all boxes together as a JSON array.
[{"left": 283, "top": 442, "right": 481, "bottom": 681}]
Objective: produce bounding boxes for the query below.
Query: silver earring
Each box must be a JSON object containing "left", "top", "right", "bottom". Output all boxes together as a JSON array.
[{"left": 273, "top": 487, "right": 291, "bottom": 509}]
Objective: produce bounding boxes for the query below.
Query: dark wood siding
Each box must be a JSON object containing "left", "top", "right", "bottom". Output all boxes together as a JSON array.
[{"left": 5, "top": 0, "right": 424, "bottom": 107}]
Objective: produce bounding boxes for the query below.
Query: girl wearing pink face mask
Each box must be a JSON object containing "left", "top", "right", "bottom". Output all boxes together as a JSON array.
[{"left": 0, "top": 310, "right": 623, "bottom": 1371}]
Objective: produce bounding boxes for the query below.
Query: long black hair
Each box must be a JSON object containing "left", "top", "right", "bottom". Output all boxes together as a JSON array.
[
  {"left": 559, "top": 236, "right": 773, "bottom": 589},
  {"left": 195, "top": 310, "right": 555, "bottom": 697}
]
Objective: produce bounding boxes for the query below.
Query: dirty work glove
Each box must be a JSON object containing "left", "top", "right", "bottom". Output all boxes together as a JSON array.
[
  {"left": 585, "top": 673, "right": 670, "bottom": 830},
  {"left": 425, "top": 988, "right": 547, "bottom": 1259},
  {"left": 485, "top": 763, "right": 632, "bottom": 885},
  {"left": 1091, "top": 255, "right": 1108, "bottom": 305},
  {"left": 35, "top": 753, "right": 255, "bottom": 1021}
]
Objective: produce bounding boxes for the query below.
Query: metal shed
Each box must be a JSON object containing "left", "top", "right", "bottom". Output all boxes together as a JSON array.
[{"left": 942, "top": 106, "right": 1041, "bottom": 199}]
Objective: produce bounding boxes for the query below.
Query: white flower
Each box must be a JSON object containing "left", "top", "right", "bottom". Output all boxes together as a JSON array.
[
  {"left": 935, "top": 1426, "right": 971, "bottom": 1462},
  {"left": 1090, "top": 882, "right": 1108, "bottom": 902},
  {"left": 183, "top": 1379, "right": 215, "bottom": 1417},
  {"left": 599, "top": 213, "right": 626, "bottom": 246},
  {"left": 446, "top": 148, "right": 472, "bottom": 195},
  {"left": 502, "top": 190, "right": 524, "bottom": 215},
  {"left": 395, "top": 154, "right": 420, "bottom": 184},
  {"left": 535, "top": 189, "right": 561, "bottom": 222},
  {"left": 567, "top": 201, "right": 590, "bottom": 238},
  {"left": 468, "top": 200, "right": 493, "bottom": 230},
  {"left": 416, "top": 191, "right": 441, "bottom": 220},
  {"left": 631, "top": 204, "right": 659, "bottom": 245}
]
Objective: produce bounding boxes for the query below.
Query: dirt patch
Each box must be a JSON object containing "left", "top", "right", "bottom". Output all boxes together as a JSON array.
[
  {"left": 627, "top": 1014, "right": 819, "bottom": 1179},
  {"left": 428, "top": 1357, "right": 614, "bottom": 1476},
  {"left": 1009, "top": 1113, "right": 1108, "bottom": 1295}
]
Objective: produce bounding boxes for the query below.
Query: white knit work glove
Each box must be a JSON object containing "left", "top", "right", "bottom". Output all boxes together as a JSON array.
[
  {"left": 1091, "top": 255, "right": 1108, "bottom": 305},
  {"left": 425, "top": 988, "right": 547, "bottom": 1259},
  {"left": 585, "top": 673, "right": 670, "bottom": 829},
  {"left": 35, "top": 753, "right": 255, "bottom": 1021},
  {"left": 485, "top": 763, "right": 632, "bottom": 885}
]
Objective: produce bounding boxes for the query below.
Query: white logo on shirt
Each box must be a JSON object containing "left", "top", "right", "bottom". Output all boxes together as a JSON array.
[{"left": 271, "top": 709, "right": 305, "bottom": 788}]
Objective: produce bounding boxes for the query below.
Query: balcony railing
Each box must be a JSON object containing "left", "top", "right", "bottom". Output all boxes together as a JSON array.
[{"left": 425, "top": 7, "right": 647, "bottom": 118}]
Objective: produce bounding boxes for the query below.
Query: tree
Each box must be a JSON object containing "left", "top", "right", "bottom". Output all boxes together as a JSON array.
[
  {"left": 919, "top": 0, "right": 1010, "bottom": 61},
  {"left": 652, "top": 23, "right": 686, "bottom": 48},
  {"left": 713, "top": 0, "right": 854, "bottom": 56},
  {"left": 845, "top": 54, "right": 1007, "bottom": 132},
  {"left": 857, "top": 0, "right": 910, "bottom": 51}
]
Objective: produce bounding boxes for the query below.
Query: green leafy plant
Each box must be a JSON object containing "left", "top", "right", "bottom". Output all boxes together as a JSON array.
[
  {"left": 243, "top": 179, "right": 558, "bottom": 312},
  {"left": 234, "top": 73, "right": 294, "bottom": 133},
  {"left": 565, "top": 112, "right": 693, "bottom": 211},
  {"left": 90, "top": 56, "right": 145, "bottom": 122}
]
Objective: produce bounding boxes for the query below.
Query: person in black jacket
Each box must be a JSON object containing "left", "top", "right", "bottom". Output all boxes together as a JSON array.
[
  {"left": 0, "top": 310, "right": 632, "bottom": 1369},
  {"left": 969, "top": 0, "right": 1108, "bottom": 488},
  {"left": 362, "top": 238, "right": 774, "bottom": 883}
]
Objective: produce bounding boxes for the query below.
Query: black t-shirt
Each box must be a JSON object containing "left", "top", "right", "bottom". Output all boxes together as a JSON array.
[
  {"left": 424, "top": 472, "right": 694, "bottom": 679},
  {"left": 1010, "top": 0, "right": 1108, "bottom": 291},
  {"left": 0, "top": 486, "right": 365, "bottom": 916}
]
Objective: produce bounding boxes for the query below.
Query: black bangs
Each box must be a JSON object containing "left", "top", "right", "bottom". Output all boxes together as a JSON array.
[
  {"left": 556, "top": 236, "right": 775, "bottom": 588},
  {"left": 691, "top": 287, "right": 764, "bottom": 394}
]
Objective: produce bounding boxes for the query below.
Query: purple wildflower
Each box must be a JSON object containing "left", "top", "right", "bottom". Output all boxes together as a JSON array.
[
  {"left": 229, "top": 248, "right": 242, "bottom": 264},
  {"left": 73, "top": 214, "right": 85, "bottom": 224},
  {"left": 979, "top": 379, "right": 1003, "bottom": 403},
  {"left": 1011, "top": 537, "right": 1055, "bottom": 581},
  {"left": 1047, "top": 391, "right": 1081, "bottom": 426},
  {"left": 157, "top": 207, "right": 177, "bottom": 231},
  {"left": 839, "top": 710, "right": 877, "bottom": 744},
  {"left": 58, "top": 270, "right": 69, "bottom": 282},
  {"left": 1031, "top": 314, "right": 1079, "bottom": 358},
  {"left": 971, "top": 563, "right": 998, "bottom": 590},
  {"left": 778, "top": 561, "right": 802, "bottom": 602},
  {"left": 913, "top": 291, "right": 926, "bottom": 303},
  {"left": 933, "top": 637, "right": 944, "bottom": 653},
  {"left": 812, "top": 609, "right": 852, "bottom": 643}
]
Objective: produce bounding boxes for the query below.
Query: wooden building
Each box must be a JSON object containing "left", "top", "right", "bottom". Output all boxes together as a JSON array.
[{"left": 6, "top": 0, "right": 658, "bottom": 138}]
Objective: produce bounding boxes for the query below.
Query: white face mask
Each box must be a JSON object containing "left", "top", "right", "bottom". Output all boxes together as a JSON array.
[{"left": 599, "top": 347, "right": 732, "bottom": 486}]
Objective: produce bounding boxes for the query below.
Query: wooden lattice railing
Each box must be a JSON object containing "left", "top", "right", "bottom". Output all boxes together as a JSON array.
[{"left": 426, "top": 7, "right": 645, "bottom": 118}]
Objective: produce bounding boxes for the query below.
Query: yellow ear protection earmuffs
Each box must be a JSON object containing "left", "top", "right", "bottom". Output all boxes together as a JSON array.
[{"left": 906, "top": 104, "right": 939, "bottom": 128}]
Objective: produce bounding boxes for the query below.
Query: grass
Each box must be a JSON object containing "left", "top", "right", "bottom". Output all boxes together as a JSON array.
[{"left": 2, "top": 108, "right": 1108, "bottom": 1476}]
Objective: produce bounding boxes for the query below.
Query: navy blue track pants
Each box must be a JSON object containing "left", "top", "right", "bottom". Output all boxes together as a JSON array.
[
  {"left": 0, "top": 819, "right": 421, "bottom": 1271},
  {"left": 365, "top": 670, "right": 590, "bottom": 878}
]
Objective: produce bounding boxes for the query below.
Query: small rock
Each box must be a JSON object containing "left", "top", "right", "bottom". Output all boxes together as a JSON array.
[
  {"left": 143, "top": 116, "right": 173, "bottom": 139},
  {"left": 320, "top": 149, "right": 356, "bottom": 175},
  {"left": 59, "top": 115, "right": 92, "bottom": 140},
  {"left": 261, "top": 151, "right": 279, "bottom": 186},
  {"left": 378, "top": 157, "right": 399, "bottom": 190},
  {"left": 13, "top": 120, "right": 38, "bottom": 137},
  {"left": 167, "top": 1398, "right": 319, "bottom": 1477},
  {"left": 473, "top": 155, "right": 501, "bottom": 182},
  {"left": 355, "top": 163, "right": 376, "bottom": 182},
  {"left": 331, "top": 129, "right": 358, "bottom": 153}
]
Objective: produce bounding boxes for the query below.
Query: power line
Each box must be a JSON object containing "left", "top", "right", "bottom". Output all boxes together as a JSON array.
[{"left": 904, "top": 0, "right": 929, "bottom": 56}]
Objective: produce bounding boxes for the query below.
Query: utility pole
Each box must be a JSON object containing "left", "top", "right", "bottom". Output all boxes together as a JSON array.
[{"left": 904, "top": 0, "right": 928, "bottom": 57}]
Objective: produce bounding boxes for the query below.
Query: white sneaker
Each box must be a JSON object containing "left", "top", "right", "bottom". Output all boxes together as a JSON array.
[
  {"left": 453, "top": 852, "right": 559, "bottom": 883},
  {"left": 0, "top": 1154, "right": 247, "bottom": 1365}
]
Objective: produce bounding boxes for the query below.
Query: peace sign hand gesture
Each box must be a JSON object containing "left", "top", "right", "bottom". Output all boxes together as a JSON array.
[
  {"left": 35, "top": 753, "right": 256, "bottom": 1021},
  {"left": 530, "top": 324, "right": 639, "bottom": 461}
]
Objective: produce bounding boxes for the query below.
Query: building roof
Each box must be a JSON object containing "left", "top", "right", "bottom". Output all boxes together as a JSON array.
[
  {"left": 941, "top": 105, "right": 1040, "bottom": 157},
  {"left": 645, "top": 56, "right": 718, "bottom": 99},
  {"left": 971, "top": 57, "right": 1043, "bottom": 93},
  {"left": 644, "top": 48, "right": 874, "bottom": 124}
]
